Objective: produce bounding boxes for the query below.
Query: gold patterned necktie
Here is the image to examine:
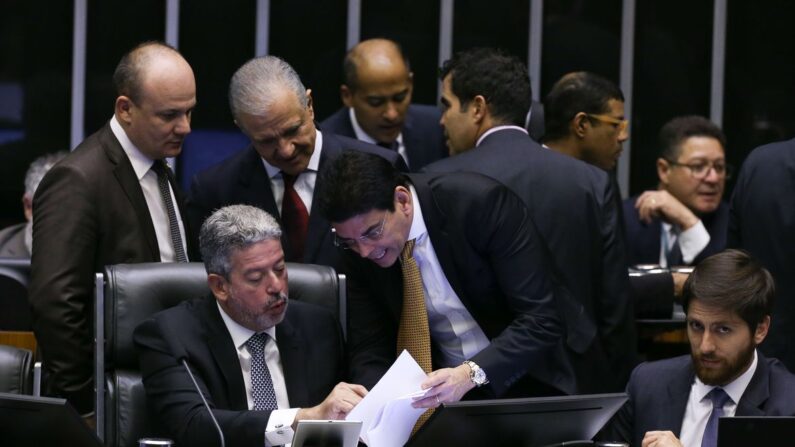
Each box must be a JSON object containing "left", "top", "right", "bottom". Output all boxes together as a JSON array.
[{"left": 396, "top": 238, "right": 435, "bottom": 431}]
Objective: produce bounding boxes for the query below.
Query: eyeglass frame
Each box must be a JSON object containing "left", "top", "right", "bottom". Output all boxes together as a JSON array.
[
  {"left": 664, "top": 158, "right": 733, "bottom": 180},
  {"left": 332, "top": 210, "right": 389, "bottom": 250},
  {"left": 585, "top": 113, "right": 629, "bottom": 133}
]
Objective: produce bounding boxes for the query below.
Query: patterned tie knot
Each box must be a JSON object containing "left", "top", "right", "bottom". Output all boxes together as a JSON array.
[
  {"left": 707, "top": 387, "right": 732, "bottom": 409},
  {"left": 282, "top": 172, "right": 297, "bottom": 188},
  {"left": 246, "top": 332, "right": 269, "bottom": 355},
  {"left": 151, "top": 159, "right": 170, "bottom": 178},
  {"left": 401, "top": 239, "right": 416, "bottom": 261}
]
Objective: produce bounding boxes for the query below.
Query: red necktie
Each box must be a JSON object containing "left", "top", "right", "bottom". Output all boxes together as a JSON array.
[{"left": 281, "top": 173, "right": 309, "bottom": 262}]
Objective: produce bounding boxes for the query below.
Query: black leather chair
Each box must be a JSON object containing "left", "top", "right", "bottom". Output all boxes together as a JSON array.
[
  {"left": 0, "top": 258, "right": 32, "bottom": 330},
  {"left": 0, "top": 344, "right": 33, "bottom": 394},
  {"left": 94, "top": 261, "right": 346, "bottom": 447}
]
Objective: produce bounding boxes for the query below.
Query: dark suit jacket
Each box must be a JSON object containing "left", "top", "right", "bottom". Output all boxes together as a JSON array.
[
  {"left": 345, "top": 171, "right": 575, "bottom": 398},
  {"left": 187, "top": 131, "right": 405, "bottom": 270},
  {"left": 602, "top": 353, "right": 795, "bottom": 447},
  {"left": 422, "top": 128, "right": 635, "bottom": 392},
  {"left": 134, "top": 296, "right": 344, "bottom": 447},
  {"left": 320, "top": 104, "right": 448, "bottom": 171},
  {"left": 0, "top": 222, "right": 28, "bottom": 258},
  {"left": 29, "top": 122, "right": 193, "bottom": 414},
  {"left": 623, "top": 197, "right": 729, "bottom": 266},
  {"left": 729, "top": 139, "right": 795, "bottom": 371}
]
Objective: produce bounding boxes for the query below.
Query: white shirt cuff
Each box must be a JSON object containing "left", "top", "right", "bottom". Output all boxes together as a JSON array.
[
  {"left": 265, "top": 408, "right": 299, "bottom": 446},
  {"left": 678, "top": 220, "right": 710, "bottom": 264}
]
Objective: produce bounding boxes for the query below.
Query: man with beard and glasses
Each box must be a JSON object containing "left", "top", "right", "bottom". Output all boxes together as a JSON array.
[
  {"left": 134, "top": 205, "right": 366, "bottom": 447},
  {"left": 600, "top": 249, "right": 795, "bottom": 447}
]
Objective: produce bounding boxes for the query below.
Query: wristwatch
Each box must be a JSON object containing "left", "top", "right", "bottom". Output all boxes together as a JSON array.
[{"left": 463, "top": 360, "right": 489, "bottom": 387}]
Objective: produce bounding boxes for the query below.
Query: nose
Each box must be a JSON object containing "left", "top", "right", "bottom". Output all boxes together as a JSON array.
[
  {"left": 265, "top": 271, "right": 286, "bottom": 295},
  {"left": 703, "top": 165, "right": 721, "bottom": 183},
  {"left": 383, "top": 102, "right": 399, "bottom": 121},
  {"left": 352, "top": 239, "right": 377, "bottom": 259},
  {"left": 276, "top": 138, "right": 296, "bottom": 159},
  {"left": 175, "top": 113, "right": 191, "bottom": 135},
  {"left": 617, "top": 125, "right": 629, "bottom": 143},
  {"left": 699, "top": 331, "right": 716, "bottom": 354}
]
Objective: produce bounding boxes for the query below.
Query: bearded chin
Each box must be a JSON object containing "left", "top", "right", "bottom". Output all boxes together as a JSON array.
[{"left": 692, "top": 344, "right": 755, "bottom": 386}]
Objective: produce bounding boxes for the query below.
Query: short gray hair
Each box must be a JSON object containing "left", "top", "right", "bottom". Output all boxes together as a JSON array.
[
  {"left": 229, "top": 55, "right": 308, "bottom": 120},
  {"left": 199, "top": 205, "right": 283, "bottom": 278},
  {"left": 25, "top": 151, "right": 68, "bottom": 199}
]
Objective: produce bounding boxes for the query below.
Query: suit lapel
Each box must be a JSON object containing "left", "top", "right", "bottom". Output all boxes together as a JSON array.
[
  {"left": 303, "top": 135, "right": 340, "bottom": 262},
  {"left": 736, "top": 355, "right": 769, "bottom": 416},
  {"left": 276, "top": 316, "right": 309, "bottom": 407},
  {"left": 201, "top": 296, "right": 249, "bottom": 410},
  {"left": 661, "top": 359, "right": 695, "bottom": 435},
  {"left": 102, "top": 125, "right": 160, "bottom": 260},
  {"left": 407, "top": 174, "right": 467, "bottom": 302}
]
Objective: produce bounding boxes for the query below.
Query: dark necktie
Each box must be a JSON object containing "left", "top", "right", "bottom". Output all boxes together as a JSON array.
[
  {"left": 377, "top": 140, "right": 399, "bottom": 151},
  {"left": 151, "top": 160, "right": 188, "bottom": 262},
  {"left": 281, "top": 173, "right": 309, "bottom": 262},
  {"left": 701, "top": 387, "right": 732, "bottom": 447},
  {"left": 395, "top": 239, "right": 434, "bottom": 430},
  {"left": 246, "top": 332, "right": 279, "bottom": 411},
  {"left": 666, "top": 228, "right": 683, "bottom": 267}
]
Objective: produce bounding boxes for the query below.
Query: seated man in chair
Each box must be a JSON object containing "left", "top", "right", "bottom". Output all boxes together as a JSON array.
[{"left": 134, "top": 204, "right": 366, "bottom": 447}]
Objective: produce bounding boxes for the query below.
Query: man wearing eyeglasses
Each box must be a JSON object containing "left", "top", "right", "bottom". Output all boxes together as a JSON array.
[{"left": 623, "top": 116, "right": 730, "bottom": 270}]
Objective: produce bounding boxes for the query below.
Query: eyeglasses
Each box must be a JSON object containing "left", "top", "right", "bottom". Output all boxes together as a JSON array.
[
  {"left": 666, "top": 159, "right": 734, "bottom": 180},
  {"left": 332, "top": 211, "right": 388, "bottom": 250},
  {"left": 586, "top": 113, "right": 629, "bottom": 134}
]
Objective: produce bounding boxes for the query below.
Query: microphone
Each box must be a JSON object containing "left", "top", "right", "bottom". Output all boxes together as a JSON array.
[{"left": 167, "top": 338, "right": 226, "bottom": 447}]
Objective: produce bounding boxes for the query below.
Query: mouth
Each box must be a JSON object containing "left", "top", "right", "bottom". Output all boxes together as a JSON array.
[{"left": 369, "top": 248, "right": 387, "bottom": 261}]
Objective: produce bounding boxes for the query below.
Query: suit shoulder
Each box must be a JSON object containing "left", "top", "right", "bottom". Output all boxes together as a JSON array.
[
  {"left": 764, "top": 357, "right": 795, "bottom": 389},
  {"left": 744, "top": 138, "right": 795, "bottom": 168},
  {"left": 629, "top": 355, "right": 690, "bottom": 387},
  {"left": 409, "top": 104, "right": 442, "bottom": 120},
  {"left": 319, "top": 107, "right": 351, "bottom": 133},
  {"left": 193, "top": 146, "right": 256, "bottom": 182}
]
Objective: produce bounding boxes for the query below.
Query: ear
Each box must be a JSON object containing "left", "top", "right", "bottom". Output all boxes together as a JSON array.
[
  {"left": 754, "top": 315, "right": 771, "bottom": 345},
  {"left": 394, "top": 185, "right": 412, "bottom": 216},
  {"left": 207, "top": 273, "right": 230, "bottom": 304},
  {"left": 305, "top": 89, "right": 315, "bottom": 121},
  {"left": 22, "top": 195, "right": 33, "bottom": 222},
  {"left": 341, "top": 84, "right": 353, "bottom": 108},
  {"left": 115, "top": 96, "right": 134, "bottom": 125},
  {"left": 572, "top": 112, "right": 589, "bottom": 138},
  {"left": 471, "top": 95, "right": 488, "bottom": 124},
  {"left": 657, "top": 157, "right": 672, "bottom": 185}
]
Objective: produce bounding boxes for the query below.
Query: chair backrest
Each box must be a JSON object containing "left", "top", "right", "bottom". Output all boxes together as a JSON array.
[
  {"left": 0, "top": 258, "right": 31, "bottom": 331},
  {"left": 0, "top": 344, "right": 33, "bottom": 394},
  {"left": 95, "top": 261, "right": 344, "bottom": 447}
]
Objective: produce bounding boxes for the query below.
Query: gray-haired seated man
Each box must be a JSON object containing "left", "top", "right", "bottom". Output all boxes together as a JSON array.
[
  {"left": 600, "top": 249, "right": 795, "bottom": 447},
  {"left": 134, "top": 205, "right": 366, "bottom": 446}
]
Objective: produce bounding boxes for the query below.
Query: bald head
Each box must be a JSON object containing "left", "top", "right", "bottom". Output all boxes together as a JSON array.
[
  {"left": 341, "top": 38, "right": 414, "bottom": 144},
  {"left": 113, "top": 41, "right": 193, "bottom": 104}
]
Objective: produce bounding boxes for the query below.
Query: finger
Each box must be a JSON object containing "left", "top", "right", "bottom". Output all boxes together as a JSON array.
[{"left": 422, "top": 373, "right": 449, "bottom": 389}]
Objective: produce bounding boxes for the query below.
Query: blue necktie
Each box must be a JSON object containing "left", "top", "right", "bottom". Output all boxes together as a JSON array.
[
  {"left": 246, "top": 332, "right": 278, "bottom": 411},
  {"left": 701, "top": 387, "right": 732, "bottom": 447}
]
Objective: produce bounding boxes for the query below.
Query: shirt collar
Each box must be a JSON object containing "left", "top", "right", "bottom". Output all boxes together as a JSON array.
[
  {"left": 110, "top": 114, "right": 156, "bottom": 180},
  {"left": 476, "top": 125, "right": 528, "bottom": 147},
  {"left": 693, "top": 349, "right": 758, "bottom": 405},
  {"left": 407, "top": 184, "right": 427, "bottom": 242},
  {"left": 216, "top": 300, "right": 277, "bottom": 350},
  {"left": 348, "top": 107, "right": 403, "bottom": 147},
  {"left": 262, "top": 128, "right": 323, "bottom": 179}
]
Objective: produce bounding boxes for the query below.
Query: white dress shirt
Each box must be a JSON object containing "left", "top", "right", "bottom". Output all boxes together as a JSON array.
[
  {"left": 217, "top": 302, "right": 298, "bottom": 446},
  {"left": 110, "top": 115, "right": 188, "bottom": 262},
  {"left": 406, "top": 186, "right": 491, "bottom": 367},
  {"left": 659, "top": 220, "right": 710, "bottom": 267},
  {"left": 476, "top": 125, "right": 528, "bottom": 146},
  {"left": 262, "top": 129, "right": 323, "bottom": 216},
  {"left": 678, "top": 350, "right": 758, "bottom": 447},
  {"left": 349, "top": 107, "right": 410, "bottom": 167}
]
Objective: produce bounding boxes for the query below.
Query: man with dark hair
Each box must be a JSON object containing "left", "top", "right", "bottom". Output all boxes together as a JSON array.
[
  {"left": 135, "top": 205, "right": 366, "bottom": 447},
  {"left": 729, "top": 136, "right": 795, "bottom": 372},
  {"left": 30, "top": 41, "right": 196, "bottom": 418},
  {"left": 543, "top": 71, "right": 628, "bottom": 171},
  {"left": 624, "top": 116, "right": 730, "bottom": 269},
  {"left": 320, "top": 38, "right": 447, "bottom": 170},
  {"left": 318, "top": 151, "right": 574, "bottom": 411},
  {"left": 602, "top": 249, "right": 795, "bottom": 447},
  {"left": 187, "top": 55, "right": 404, "bottom": 270},
  {"left": 423, "top": 48, "right": 635, "bottom": 392}
]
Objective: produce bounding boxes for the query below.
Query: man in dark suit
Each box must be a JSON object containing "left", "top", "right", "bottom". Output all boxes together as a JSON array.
[
  {"left": 30, "top": 42, "right": 196, "bottom": 417},
  {"left": 601, "top": 249, "right": 795, "bottom": 447},
  {"left": 135, "top": 205, "right": 366, "bottom": 447},
  {"left": 318, "top": 151, "right": 574, "bottom": 409},
  {"left": 623, "top": 116, "right": 730, "bottom": 269},
  {"left": 729, "top": 138, "right": 795, "bottom": 372},
  {"left": 187, "top": 55, "right": 405, "bottom": 270},
  {"left": 423, "top": 48, "right": 634, "bottom": 392},
  {"left": 319, "top": 38, "right": 447, "bottom": 171}
]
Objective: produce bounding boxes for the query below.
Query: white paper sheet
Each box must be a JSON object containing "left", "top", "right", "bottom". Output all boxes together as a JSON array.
[{"left": 345, "top": 350, "right": 429, "bottom": 446}]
